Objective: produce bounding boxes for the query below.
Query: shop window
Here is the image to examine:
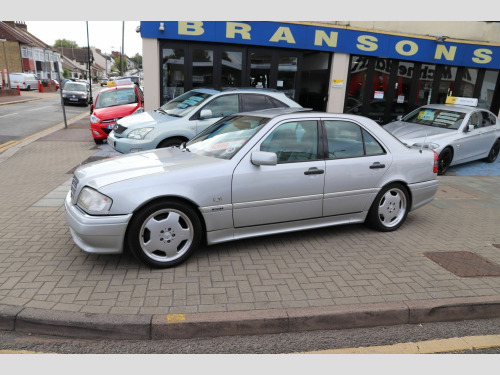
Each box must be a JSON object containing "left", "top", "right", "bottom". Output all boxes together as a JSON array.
[
  {"left": 457, "top": 68, "right": 478, "bottom": 98},
  {"left": 345, "top": 56, "right": 369, "bottom": 114},
  {"left": 192, "top": 49, "right": 213, "bottom": 88},
  {"left": 250, "top": 52, "right": 271, "bottom": 88},
  {"left": 391, "top": 61, "right": 415, "bottom": 120},
  {"left": 415, "top": 64, "right": 436, "bottom": 107},
  {"left": 221, "top": 51, "right": 242, "bottom": 87},
  {"left": 479, "top": 70, "right": 499, "bottom": 109},
  {"left": 162, "top": 48, "right": 185, "bottom": 103},
  {"left": 437, "top": 66, "right": 457, "bottom": 103},
  {"left": 277, "top": 56, "right": 298, "bottom": 99}
]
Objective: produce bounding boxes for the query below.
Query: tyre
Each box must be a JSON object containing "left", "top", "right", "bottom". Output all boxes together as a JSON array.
[
  {"left": 94, "top": 138, "right": 104, "bottom": 145},
  {"left": 438, "top": 147, "right": 453, "bottom": 175},
  {"left": 366, "top": 183, "right": 410, "bottom": 232},
  {"left": 485, "top": 140, "right": 500, "bottom": 163},
  {"left": 27, "top": 85, "right": 31, "bottom": 91},
  {"left": 125, "top": 200, "right": 202, "bottom": 268},
  {"left": 157, "top": 137, "right": 184, "bottom": 149}
]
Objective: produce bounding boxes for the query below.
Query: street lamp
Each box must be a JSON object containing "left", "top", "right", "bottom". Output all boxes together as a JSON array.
[{"left": 0, "top": 38, "right": 11, "bottom": 89}]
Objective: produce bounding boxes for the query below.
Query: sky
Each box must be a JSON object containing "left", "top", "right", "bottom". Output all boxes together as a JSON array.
[{"left": 26, "top": 21, "right": 143, "bottom": 57}]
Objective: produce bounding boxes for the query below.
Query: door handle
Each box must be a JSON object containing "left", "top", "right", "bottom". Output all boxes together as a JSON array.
[
  {"left": 370, "top": 162, "right": 385, "bottom": 169},
  {"left": 304, "top": 167, "right": 325, "bottom": 175}
]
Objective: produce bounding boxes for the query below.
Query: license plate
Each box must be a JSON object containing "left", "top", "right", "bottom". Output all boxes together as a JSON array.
[
  {"left": 107, "top": 124, "right": 115, "bottom": 129},
  {"left": 69, "top": 98, "right": 78, "bottom": 101}
]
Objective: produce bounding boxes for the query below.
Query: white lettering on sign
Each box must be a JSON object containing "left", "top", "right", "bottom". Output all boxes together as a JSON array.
[
  {"left": 314, "top": 30, "right": 338, "bottom": 48},
  {"left": 269, "top": 27, "right": 296, "bottom": 44},
  {"left": 472, "top": 48, "right": 493, "bottom": 64},
  {"left": 357, "top": 35, "right": 378, "bottom": 52},
  {"left": 434, "top": 45, "right": 457, "bottom": 61},
  {"left": 178, "top": 21, "right": 204, "bottom": 36},
  {"left": 226, "top": 22, "right": 252, "bottom": 40}
]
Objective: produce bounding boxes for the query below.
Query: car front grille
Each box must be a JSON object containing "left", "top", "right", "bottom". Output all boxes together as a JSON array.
[
  {"left": 71, "top": 176, "right": 79, "bottom": 199},
  {"left": 113, "top": 124, "right": 127, "bottom": 134}
]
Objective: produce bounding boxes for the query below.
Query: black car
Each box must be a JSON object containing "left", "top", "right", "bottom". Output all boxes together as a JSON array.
[{"left": 62, "top": 82, "right": 89, "bottom": 106}]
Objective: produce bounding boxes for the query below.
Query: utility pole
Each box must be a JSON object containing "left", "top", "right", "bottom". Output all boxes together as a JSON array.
[
  {"left": 86, "top": 21, "right": 93, "bottom": 113},
  {"left": 120, "top": 21, "right": 125, "bottom": 76}
]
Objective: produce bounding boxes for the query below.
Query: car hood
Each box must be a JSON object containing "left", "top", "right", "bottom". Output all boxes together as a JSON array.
[
  {"left": 116, "top": 109, "right": 182, "bottom": 130},
  {"left": 74, "top": 147, "right": 224, "bottom": 190},
  {"left": 384, "top": 121, "right": 454, "bottom": 142},
  {"left": 93, "top": 104, "right": 139, "bottom": 119}
]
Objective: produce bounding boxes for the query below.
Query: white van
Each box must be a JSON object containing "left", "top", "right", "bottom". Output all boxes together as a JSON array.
[{"left": 9, "top": 73, "right": 39, "bottom": 90}]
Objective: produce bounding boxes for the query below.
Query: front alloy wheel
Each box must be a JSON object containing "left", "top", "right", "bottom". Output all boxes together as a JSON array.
[
  {"left": 126, "top": 200, "right": 202, "bottom": 268},
  {"left": 366, "top": 183, "right": 409, "bottom": 232}
]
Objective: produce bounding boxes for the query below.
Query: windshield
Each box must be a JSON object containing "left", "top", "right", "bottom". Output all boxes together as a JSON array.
[
  {"left": 402, "top": 108, "right": 466, "bottom": 129},
  {"left": 95, "top": 88, "right": 138, "bottom": 109},
  {"left": 159, "top": 91, "right": 213, "bottom": 117},
  {"left": 187, "top": 115, "right": 270, "bottom": 160},
  {"left": 64, "top": 82, "right": 87, "bottom": 92}
]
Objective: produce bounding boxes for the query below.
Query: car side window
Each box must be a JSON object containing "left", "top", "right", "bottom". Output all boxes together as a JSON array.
[
  {"left": 481, "top": 111, "right": 494, "bottom": 127},
  {"left": 241, "top": 94, "right": 276, "bottom": 112},
  {"left": 324, "top": 120, "right": 385, "bottom": 159},
  {"left": 202, "top": 95, "right": 239, "bottom": 118},
  {"left": 260, "top": 121, "right": 319, "bottom": 163},
  {"left": 467, "top": 112, "right": 481, "bottom": 128}
]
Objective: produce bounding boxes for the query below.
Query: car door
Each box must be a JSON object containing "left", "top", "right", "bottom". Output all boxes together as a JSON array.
[
  {"left": 195, "top": 94, "right": 240, "bottom": 134},
  {"left": 232, "top": 119, "right": 325, "bottom": 228},
  {"left": 455, "top": 111, "right": 491, "bottom": 162},
  {"left": 322, "top": 119, "right": 392, "bottom": 217}
]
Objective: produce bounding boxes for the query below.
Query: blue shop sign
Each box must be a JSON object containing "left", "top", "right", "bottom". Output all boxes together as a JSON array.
[{"left": 140, "top": 21, "right": 500, "bottom": 70}]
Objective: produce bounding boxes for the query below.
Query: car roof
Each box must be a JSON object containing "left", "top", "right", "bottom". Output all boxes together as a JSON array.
[{"left": 236, "top": 107, "right": 314, "bottom": 118}]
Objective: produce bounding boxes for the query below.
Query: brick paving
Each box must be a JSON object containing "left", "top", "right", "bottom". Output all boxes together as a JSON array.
[{"left": 1, "top": 112, "right": 500, "bottom": 317}]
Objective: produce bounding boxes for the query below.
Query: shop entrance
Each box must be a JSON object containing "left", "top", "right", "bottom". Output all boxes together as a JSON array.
[
  {"left": 159, "top": 41, "right": 331, "bottom": 111},
  {"left": 344, "top": 55, "right": 500, "bottom": 125}
]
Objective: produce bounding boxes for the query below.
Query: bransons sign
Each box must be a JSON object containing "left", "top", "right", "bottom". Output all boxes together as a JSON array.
[{"left": 141, "top": 21, "right": 500, "bottom": 70}]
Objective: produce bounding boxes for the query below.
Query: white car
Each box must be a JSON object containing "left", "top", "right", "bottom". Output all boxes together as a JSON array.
[
  {"left": 384, "top": 98, "right": 500, "bottom": 175},
  {"left": 106, "top": 88, "right": 302, "bottom": 154},
  {"left": 66, "top": 108, "right": 439, "bottom": 268},
  {"left": 8, "top": 72, "right": 39, "bottom": 90}
]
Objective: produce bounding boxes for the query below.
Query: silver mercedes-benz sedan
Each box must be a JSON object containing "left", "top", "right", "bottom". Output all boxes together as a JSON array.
[
  {"left": 65, "top": 108, "right": 439, "bottom": 268},
  {"left": 384, "top": 99, "right": 500, "bottom": 175}
]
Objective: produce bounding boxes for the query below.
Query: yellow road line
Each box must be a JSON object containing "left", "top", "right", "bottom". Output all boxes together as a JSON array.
[
  {"left": 0, "top": 350, "right": 56, "bottom": 354},
  {"left": 0, "top": 113, "right": 88, "bottom": 153},
  {"left": 300, "top": 334, "right": 500, "bottom": 354}
]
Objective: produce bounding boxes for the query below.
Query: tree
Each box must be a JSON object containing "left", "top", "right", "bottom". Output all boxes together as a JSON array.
[
  {"left": 54, "top": 39, "right": 79, "bottom": 49},
  {"left": 131, "top": 53, "right": 142, "bottom": 69}
]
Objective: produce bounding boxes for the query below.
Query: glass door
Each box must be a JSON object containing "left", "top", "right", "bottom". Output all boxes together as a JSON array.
[{"left": 249, "top": 51, "right": 271, "bottom": 88}]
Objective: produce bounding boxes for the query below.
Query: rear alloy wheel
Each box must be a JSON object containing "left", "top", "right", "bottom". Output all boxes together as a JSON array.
[
  {"left": 485, "top": 140, "right": 500, "bottom": 163},
  {"left": 366, "top": 183, "right": 409, "bottom": 232},
  {"left": 438, "top": 147, "right": 453, "bottom": 175},
  {"left": 126, "top": 200, "right": 202, "bottom": 268}
]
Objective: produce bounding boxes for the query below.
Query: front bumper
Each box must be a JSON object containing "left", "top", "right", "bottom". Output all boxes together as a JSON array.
[
  {"left": 91, "top": 121, "right": 115, "bottom": 140},
  {"left": 64, "top": 192, "right": 132, "bottom": 254},
  {"left": 107, "top": 132, "right": 157, "bottom": 154}
]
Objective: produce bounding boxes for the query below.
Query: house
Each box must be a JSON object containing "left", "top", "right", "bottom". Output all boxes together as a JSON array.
[{"left": 0, "top": 21, "right": 32, "bottom": 88}]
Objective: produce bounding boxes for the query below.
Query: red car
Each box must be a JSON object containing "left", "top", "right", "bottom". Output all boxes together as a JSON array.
[{"left": 90, "top": 84, "right": 144, "bottom": 144}]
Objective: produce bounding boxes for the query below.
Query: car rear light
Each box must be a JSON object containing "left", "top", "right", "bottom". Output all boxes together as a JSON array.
[{"left": 433, "top": 151, "right": 439, "bottom": 174}]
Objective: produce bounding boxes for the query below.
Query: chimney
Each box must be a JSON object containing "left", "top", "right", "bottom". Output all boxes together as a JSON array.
[{"left": 15, "top": 21, "right": 28, "bottom": 31}]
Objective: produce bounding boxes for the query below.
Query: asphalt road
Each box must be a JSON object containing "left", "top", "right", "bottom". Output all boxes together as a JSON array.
[{"left": 0, "top": 93, "right": 91, "bottom": 145}]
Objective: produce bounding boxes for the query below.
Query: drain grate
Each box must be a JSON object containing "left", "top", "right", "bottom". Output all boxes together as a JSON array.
[{"left": 423, "top": 251, "right": 500, "bottom": 277}]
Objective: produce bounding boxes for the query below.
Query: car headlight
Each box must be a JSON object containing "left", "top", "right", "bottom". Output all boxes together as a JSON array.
[
  {"left": 77, "top": 187, "right": 112, "bottom": 212},
  {"left": 90, "top": 114, "right": 101, "bottom": 124},
  {"left": 411, "top": 142, "right": 439, "bottom": 150},
  {"left": 62, "top": 93, "right": 67, "bottom": 98},
  {"left": 127, "top": 127, "right": 154, "bottom": 140}
]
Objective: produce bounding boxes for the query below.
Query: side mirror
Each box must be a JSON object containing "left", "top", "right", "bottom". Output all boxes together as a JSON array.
[
  {"left": 397, "top": 115, "right": 403, "bottom": 121},
  {"left": 465, "top": 124, "right": 474, "bottom": 132},
  {"left": 251, "top": 151, "right": 277, "bottom": 166},
  {"left": 199, "top": 109, "right": 213, "bottom": 119}
]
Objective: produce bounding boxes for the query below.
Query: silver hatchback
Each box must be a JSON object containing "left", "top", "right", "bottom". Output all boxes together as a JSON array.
[{"left": 66, "top": 109, "right": 439, "bottom": 268}]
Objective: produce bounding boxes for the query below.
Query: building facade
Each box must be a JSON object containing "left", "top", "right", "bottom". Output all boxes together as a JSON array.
[{"left": 140, "top": 21, "right": 500, "bottom": 123}]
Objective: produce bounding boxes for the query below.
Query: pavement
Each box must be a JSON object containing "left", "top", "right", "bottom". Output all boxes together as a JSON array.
[{"left": 1, "top": 91, "right": 500, "bottom": 341}]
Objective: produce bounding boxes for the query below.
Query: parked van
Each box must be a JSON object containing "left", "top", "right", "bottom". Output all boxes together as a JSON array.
[{"left": 9, "top": 73, "right": 40, "bottom": 90}]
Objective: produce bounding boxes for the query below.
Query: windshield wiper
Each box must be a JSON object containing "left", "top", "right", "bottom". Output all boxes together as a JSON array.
[{"left": 155, "top": 108, "right": 168, "bottom": 115}]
